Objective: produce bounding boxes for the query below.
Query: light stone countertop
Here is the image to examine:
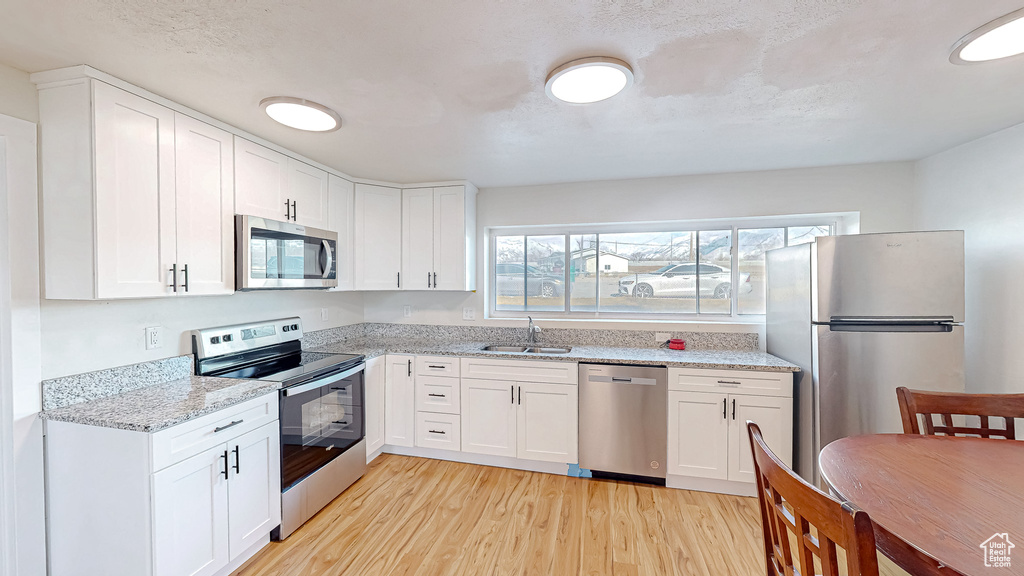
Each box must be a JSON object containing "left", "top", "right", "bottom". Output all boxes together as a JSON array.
[
  {"left": 40, "top": 375, "right": 280, "bottom": 433},
  {"left": 310, "top": 338, "right": 800, "bottom": 372}
]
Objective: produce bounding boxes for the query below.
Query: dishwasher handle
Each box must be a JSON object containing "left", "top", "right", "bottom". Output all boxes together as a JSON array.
[{"left": 588, "top": 374, "right": 658, "bottom": 386}]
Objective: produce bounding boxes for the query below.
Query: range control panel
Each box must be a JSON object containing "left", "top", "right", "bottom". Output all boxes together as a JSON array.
[{"left": 192, "top": 317, "right": 304, "bottom": 360}]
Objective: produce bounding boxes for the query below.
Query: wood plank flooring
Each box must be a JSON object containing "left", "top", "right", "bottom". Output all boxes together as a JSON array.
[{"left": 234, "top": 454, "right": 908, "bottom": 576}]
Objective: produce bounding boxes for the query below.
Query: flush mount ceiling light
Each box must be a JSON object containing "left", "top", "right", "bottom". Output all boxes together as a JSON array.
[
  {"left": 545, "top": 56, "right": 634, "bottom": 104},
  {"left": 260, "top": 97, "right": 341, "bottom": 132},
  {"left": 950, "top": 7, "right": 1024, "bottom": 64}
]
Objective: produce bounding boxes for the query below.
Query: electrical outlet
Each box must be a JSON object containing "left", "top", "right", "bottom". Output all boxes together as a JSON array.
[
  {"left": 655, "top": 332, "right": 671, "bottom": 344},
  {"left": 403, "top": 305, "right": 412, "bottom": 318},
  {"left": 320, "top": 308, "right": 329, "bottom": 322},
  {"left": 463, "top": 307, "right": 476, "bottom": 321},
  {"left": 145, "top": 326, "right": 163, "bottom": 350}
]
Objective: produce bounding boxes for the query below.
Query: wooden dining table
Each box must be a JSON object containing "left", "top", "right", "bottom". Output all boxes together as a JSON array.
[{"left": 819, "top": 434, "right": 1024, "bottom": 576}]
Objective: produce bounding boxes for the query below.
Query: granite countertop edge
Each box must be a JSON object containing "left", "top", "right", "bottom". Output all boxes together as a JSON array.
[
  {"left": 313, "top": 339, "right": 801, "bottom": 372},
  {"left": 40, "top": 376, "right": 281, "bottom": 433}
]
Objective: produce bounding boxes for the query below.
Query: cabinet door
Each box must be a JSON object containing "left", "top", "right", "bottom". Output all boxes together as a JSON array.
[
  {"left": 153, "top": 444, "right": 229, "bottom": 576},
  {"left": 364, "top": 356, "right": 386, "bottom": 458},
  {"left": 401, "top": 188, "right": 434, "bottom": 290},
  {"left": 728, "top": 394, "right": 792, "bottom": 484},
  {"left": 516, "top": 382, "right": 578, "bottom": 463},
  {"left": 432, "top": 186, "right": 468, "bottom": 291},
  {"left": 227, "top": 422, "right": 281, "bottom": 560},
  {"left": 328, "top": 175, "right": 355, "bottom": 291},
  {"left": 287, "top": 158, "right": 329, "bottom": 229},
  {"left": 461, "top": 378, "right": 517, "bottom": 458},
  {"left": 354, "top": 184, "right": 402, "bottom": 290},
  {"left": 667, "top": 391, "right": 728, "bottom": 480},
  {"left": 92, "top": 81, "right": 177, "bottom": 299},
  {"left": 234, "top": 137, "right": 288, "bottom": 222},
  {"left": 174, "top": 114, "right": 234, "bottom": 295},
  {"left": 384, "top": 354, "right": 415, "bottom": 447}
]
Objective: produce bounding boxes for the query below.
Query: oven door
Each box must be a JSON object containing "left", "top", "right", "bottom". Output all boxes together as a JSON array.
[
  {"left": 237, "top": 215, "right": 338, "bottom": 290},
  {"left": 279, "top": 365, "right": 364, "bottom": 491}
]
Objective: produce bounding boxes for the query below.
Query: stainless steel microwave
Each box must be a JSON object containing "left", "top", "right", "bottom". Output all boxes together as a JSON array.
[{"left": 236, "top": 215, "right": 338, "bottom": 290}]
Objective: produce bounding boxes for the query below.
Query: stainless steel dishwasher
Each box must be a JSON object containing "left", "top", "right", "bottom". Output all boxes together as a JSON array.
[{"left": 579, "top": 363, "right": 667, "bottom": 481}]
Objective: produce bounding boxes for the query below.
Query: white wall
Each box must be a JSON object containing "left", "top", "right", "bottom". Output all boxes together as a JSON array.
[
  {"left": 363, "top": 162, "right": 916, "bottom": 331},
  {"left": 914, "top": 122, "right": 1024, "bottom": 395},
  {"left": 41, "top": 291, "right": 364, "bottom": 379}
]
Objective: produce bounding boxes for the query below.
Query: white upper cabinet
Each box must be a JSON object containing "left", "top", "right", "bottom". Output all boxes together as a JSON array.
[
  {"left": 328, "top": 174, "right": 356, "bottom": 291},
  {"left": 36, "top": 77, "right": 234, "bottom": 299},
  {"left": 173, "top": 114, "right": 234, "bottom": 296},
  {"left": 399, "top": 185, "right": 477, "bottom": 291},
  {"left": 354, "top": 184, "right": 403, "bottom": 290},
  {"left": 234, "top": 137, "right": 328, "bottom": 228}
]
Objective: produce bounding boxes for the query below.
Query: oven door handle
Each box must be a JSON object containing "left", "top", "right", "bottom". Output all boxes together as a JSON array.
[{"left": 281, "top": 364, "right": 365, "bottom": 396}]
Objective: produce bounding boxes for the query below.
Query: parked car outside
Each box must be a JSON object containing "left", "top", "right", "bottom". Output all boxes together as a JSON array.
[
  {"left": 617, "top": 263, "right": 751, "bottom": 299},
  {"left": 495, "top": 263, "right": 565, "bottom": 298}
]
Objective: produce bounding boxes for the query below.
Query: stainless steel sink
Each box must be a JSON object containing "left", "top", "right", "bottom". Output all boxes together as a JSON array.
[{"left": 481, "top": 345, "right": 572, "bottom": 354}]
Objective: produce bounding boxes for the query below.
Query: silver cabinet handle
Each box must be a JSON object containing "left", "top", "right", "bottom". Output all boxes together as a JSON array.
[
  {"left": 182, "top": 263, "right": 189, "bottom": 293},
  {"left": 717, "top": 380, "right": 742, "bottom": 387},
  {"left": 214, "top": 419, "right": 243, "bottom": 433},
  {"left": 169, "top": 264, "right": 178, "bottom": 292}
]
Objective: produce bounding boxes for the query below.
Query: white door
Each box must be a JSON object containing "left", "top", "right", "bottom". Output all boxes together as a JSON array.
[
  {"left": 432, "top": 186, "right": 467, "bottom": 291},
  {"left": 363, "top": 356, "right": 386, "bottom": 458},
  {"left": 461, "top": 378, "right": 517, "bottom": 458},
  {"left": 173, "top": 114, "right": 234, "bottom": 296},
  {"left": 226, "top": 422, "right": 281, "bottom": 560},
  {"left": 354, "top": 184, "right": 402, "bottom": 290},
  {"left": 234, "top": 137, "right": 288, "bottom": 222},
  {"left": 401, "top": 188, "right": 434, "bottom": 290},
  {"left": 516, "top": 382, "right": 578, "bottom": 463},
  {"left": 728, "top": 394, "right": 792, "bottom": 484},
  {"left": 328, "top": 175, "right": 355, "bottom": 291},
  {"left": 92, "top": 81, "right": 177, "bottom": 299},
  {"left": 153, "top": 444, "right": 229, "bottom": 576},
  {"left": 286, "top": 158, "right": 329, "bottom": 229},
  {"left": 667, "top": 391, "right": 728, "bottom": 480},
  {"left": 384, "top": 354, "right": 415, "bottom": 447}
]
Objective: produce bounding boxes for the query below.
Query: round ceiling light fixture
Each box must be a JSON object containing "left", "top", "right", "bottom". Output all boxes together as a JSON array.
[
  {"left": 260, "top": 96, "right": 342, "bottom": 132},
  {"left": 950, "top": 7, "right": 1024, "bottom": 64},
  {"left": 545, "top": 56, "right": 634, "bottom": 104}
]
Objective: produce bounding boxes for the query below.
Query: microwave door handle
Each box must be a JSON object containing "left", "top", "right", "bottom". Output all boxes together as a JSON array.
[{"left": 321, "top": 240, "right": 333, "bottom": 279}]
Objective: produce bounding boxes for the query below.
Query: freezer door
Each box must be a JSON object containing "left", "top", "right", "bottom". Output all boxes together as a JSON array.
[
  {"left": 813, "top": 231, "right": 964, "bottom": 322},
  {"left": 814, "top": 324, "right": 964, "bottom": 452}
]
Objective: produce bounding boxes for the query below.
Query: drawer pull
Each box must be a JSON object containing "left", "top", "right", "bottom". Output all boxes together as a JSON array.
[
  {"left": 333, "top": 420, "right": 349, "bottom": 426},
  {"left": 214, "top": 420, "right": 243, "bottom": 433},
  {"left": 717, "top": 380, "right": 742, "bottom": 387},
  {"left": 428, "top": 429, "right": 446, "bottom": 435},
  {"left": 428, "top": 365, "right": 447, "bottom": 369},
  {"left": 428, "top": 393, "right": 446, "bottom": 398}
]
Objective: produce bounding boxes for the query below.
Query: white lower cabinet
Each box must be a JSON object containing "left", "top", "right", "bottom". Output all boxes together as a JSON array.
[
  {"left": 461, "top": 378, "right": 517, "bottom": 458},
  {"left": 517, "top": 381, "right": 578, "bottom": 463},
  {"left": 364, "top": 355, "right": 386, "bottom": 459},
  {"left": 666, "top": 368, "right": 793, "bottom": 495},
  {"left": 46, "top": 394, "right": 281, "bottom": 576},
  {"left": 415, "top": 412, "right": 461, "bottom": 451},
  {"left": 384, "top": 354, "right": 416, "bottom": 447}
]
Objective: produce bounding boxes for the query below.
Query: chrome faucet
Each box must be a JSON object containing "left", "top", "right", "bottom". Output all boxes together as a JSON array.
[{"left": 527, "top": 316, "right": 542, "bottom": 344}]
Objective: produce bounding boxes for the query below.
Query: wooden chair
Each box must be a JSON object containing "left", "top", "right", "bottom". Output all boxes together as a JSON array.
[
  {"left": 747, "top": 422, "right": 879, "bottom": 576},
  {"left": 896, "top": 387, "right": 1024, "bottom": 439}
]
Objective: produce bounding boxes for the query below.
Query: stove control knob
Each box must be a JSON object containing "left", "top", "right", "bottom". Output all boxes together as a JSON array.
[
  {"left": 282, "top": 325, "right": 290, "bottom": 332},
  {"left": 222, "top": 334, "right": 233, "bottom": 342},
  {"left": 291, "top": 324, "right": 299, "bottom": 331},
  {"left": 210, "top": 336, "right": 221, "bottom": 344}
]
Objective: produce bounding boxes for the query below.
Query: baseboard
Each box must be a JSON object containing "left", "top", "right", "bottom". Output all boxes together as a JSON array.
[
  {"left": 382, "top": 444, "right": 570, "bottom": 476},
  {"left": 214, "top": 533, "right": 270, "bottom": 576},
  {"left": 666, "top": 474, "right": 756, "bottom": 497}
]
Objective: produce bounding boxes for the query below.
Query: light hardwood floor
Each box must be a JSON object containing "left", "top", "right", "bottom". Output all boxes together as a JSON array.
[{"left": 235, "top": 454, "right": 908, "bottom": 576}]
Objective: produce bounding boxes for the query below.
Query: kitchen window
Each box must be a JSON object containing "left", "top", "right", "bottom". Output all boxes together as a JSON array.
[{"left": 490, "top": 221, "right": 833, "bottom": 319}]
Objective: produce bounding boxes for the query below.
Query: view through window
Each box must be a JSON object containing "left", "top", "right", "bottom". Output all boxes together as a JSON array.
[{"left": 493, "top": 224, "right": 832, "bottom": 317}]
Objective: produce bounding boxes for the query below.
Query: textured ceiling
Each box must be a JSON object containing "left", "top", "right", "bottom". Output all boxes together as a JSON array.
[{"left": 3, "top": 1, "right": 1024, "bottom": 187}]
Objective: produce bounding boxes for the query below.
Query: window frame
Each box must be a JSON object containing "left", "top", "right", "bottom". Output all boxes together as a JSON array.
[{"left": 487, "top": 215, "right": 840, "bottom": 321}]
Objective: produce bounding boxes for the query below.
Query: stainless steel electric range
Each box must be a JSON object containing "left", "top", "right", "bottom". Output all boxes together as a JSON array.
[{"left": 192, "top": 317, "right": 365, "bottom": 540}]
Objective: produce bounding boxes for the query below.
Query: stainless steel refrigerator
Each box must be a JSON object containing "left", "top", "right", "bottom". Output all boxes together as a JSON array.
[{"left": 765, "top": 231, "right": 965, "bottom": 484}]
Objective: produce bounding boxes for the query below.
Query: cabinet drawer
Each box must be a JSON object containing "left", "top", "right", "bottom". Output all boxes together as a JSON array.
[
  {"left": 668, "top": 368, "right": 792, "bottom": 397},
  {"left": 415, "top": 376, "right": 460, "bottom": 415},
  {"left": 151, "top": 393, "right": 278, "bottom": 472},
  {"left": 415, "top": 412, "right": 461, "bottom": 451},
  {"left": 460, "top": 357, "right": 577, "bottom": 385},
  {"left": 415, "top": 356, "right": 460, "bottom": 377}
]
